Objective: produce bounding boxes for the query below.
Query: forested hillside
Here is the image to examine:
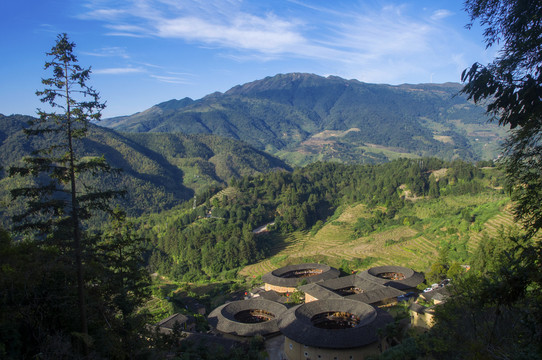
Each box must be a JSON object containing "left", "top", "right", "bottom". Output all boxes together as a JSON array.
[
  {"left": 0, "top": 114, "right": 290, "bottom": 225},
  {"left": 135, "top": 158, "right": 507, "bottom": 282},
  {"left": 2, "top": 113, "right": 508, "bottom": 284},
  {"left": 102, "top": 73, "right": 507, "bottom": 164}
]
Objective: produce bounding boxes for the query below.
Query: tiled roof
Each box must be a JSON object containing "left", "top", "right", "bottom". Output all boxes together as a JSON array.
[
  {"left": 299, "top": 283, "right": 342, "bottom": 300},
  {"left": 301, "top": 274, "right": 405, "bottom": 305},
  {"left": 257, "top": 290, "right": 282, "bottom": 301},
  {"left": 208, "top": 299, "right": 288, "bottom": 337},
  {"left": 155, "top": 313, "right": 191, "bottom": 329},
  {"left": 357, "top": 265, "right": 425, "bottom": 290},
  {"left": 409, "top": 302, "right": 427, "bottom": 314},
  {"left": 262, "top": 263, "right": 340, "bottom": 287},
  {"left": 346, "top": 287, "right": 404, "bottom": 304},
  {"left": 420, "top": 286, "right": 451, "bottom": 302},
  {"left": 278, "top": 299, "right": 393, "bottom": 349}
]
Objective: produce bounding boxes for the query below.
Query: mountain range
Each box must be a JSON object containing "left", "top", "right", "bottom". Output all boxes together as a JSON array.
[
  {"left": 0, "top": 114, "right": 290, "bottom": 220},
  {"left": 1, "top": 73, "right": 507, "bottom": 219},
  {"left": 101, "top": 73, "right": 506, "bottom": 164}
]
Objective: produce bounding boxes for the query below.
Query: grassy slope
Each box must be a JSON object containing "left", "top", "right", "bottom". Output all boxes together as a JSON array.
[{"left": 240, "top": 191, "right": 514, "bottom": 276}]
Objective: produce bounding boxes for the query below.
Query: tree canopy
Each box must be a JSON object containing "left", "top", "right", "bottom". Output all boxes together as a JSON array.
[{"left": 461, "top": 0, "right": 542, "bottom": 234}]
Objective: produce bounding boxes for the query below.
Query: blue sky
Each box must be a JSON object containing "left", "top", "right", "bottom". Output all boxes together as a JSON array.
[{"left": 1, "top": 0, "right": 493, "bottom": 118}]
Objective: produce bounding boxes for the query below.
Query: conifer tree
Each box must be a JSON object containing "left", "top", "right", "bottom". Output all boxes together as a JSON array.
[
  {"left": 9, "top": 33, "right": 122, "bottom": 353},
  {"left": 94, "top": 209, "right": 151, "bottom": 357}
]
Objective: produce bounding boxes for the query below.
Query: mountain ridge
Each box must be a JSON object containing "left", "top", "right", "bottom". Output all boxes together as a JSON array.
[
  {"left": 0, "top": 114, "right": 291, "bottom": 220},
  {"left": 100, "top": 73, "right": 505, "bottom": 164}
]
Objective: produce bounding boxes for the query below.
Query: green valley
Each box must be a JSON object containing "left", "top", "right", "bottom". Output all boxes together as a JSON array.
[
  {"left": 0, "top": 91, "right": 526, "bottom": 360},
  {"left": 0, "top": 114, "right": 290, "bottom": 225}
]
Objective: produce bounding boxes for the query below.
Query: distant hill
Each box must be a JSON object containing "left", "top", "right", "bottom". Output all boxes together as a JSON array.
[
  {"left": 0, "top": 114, "right": 290, "bottom": 222},
  {"left": 101, "top": 73, "right": 506, "bottom": 164}
]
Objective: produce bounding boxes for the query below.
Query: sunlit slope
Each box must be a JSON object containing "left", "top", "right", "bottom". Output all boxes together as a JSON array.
[
  {"left": 102, "top": 73, "right": 506, "bottom": 165},
  {"left": 240, "top": 194, "right": 514, "bottom": 276}
]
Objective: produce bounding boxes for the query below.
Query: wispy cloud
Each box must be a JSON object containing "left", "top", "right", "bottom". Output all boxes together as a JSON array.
[
  {"left": 93, "top": 67, "right": 145, "bottom": 75},
  {"left": 156, "top": 15, "right": 305, "bottom": 54},
  {"left": 150, "top": 74, "right": 192, "bottom": 84},
  {"left": 81, "top": 8, "right": 127, "bottom": 20},
  {"left": 326, "top": 7, "right": 433, "bottom": 57},
  {"left": 37, "top": 23, "right": 60, "bottom": 34},
  {"left": 431, "top": 9, "right": 454, "bottom": 21},
  {"left": 79, "top": 0, "right": 481, "bottom": 84},
  {"left": 80, "top": 0, "right": 308, "bottom": 55},
  {"left": 83, "top": 47, "right": 130, "bottom": 59},
  {"left": 104, "top": 24, "right": 150, "bottom": 37}
]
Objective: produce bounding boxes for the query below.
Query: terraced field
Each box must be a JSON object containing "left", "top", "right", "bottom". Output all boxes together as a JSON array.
[
  {"left": 240, "top": 198, "right": 516, "bottom": 277},
  {"left": 210, "top": 187, "right": 241, "bottom": 203},
  {"left": 467, "top": 206, "right": 517, "bottom": 251}
]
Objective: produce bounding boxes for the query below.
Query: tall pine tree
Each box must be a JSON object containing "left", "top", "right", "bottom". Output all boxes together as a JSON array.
[{"left": 9, "top": 33, "right": 123, "bottom": 354}]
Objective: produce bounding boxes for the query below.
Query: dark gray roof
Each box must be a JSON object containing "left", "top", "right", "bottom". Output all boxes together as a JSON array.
[
  {"left": 319, "top": 275, "right": 392, "bottom": 292},
  {"left": 155, "top": 313, "right": 191, "bottom": 330},
  {"left": 346, "top": 286, "right": 404, "bottom": 304},
  {"left": 315, "top": 274, "right": 357, "bottom": 290},
  {"left": 278, "top": 299, "right": 394, "bottom": 349},
  {"left": 357, "top": 265, "right": 425, "bottom": 290},
  {"left": 301, "top": 275, "right": 405, "bottom": 305},
  {"left": 208, "top": 299, "right": 288, "bottom": 337},
  {"left": 409, "top": 302, "right": 427, "bottom": 314},
  {"left": 257, "top": 290, "right": 281, "bottom": 301},
  {"left": 299, "top": 283, "right": 343, "bottom": 301},
  {"left": 262, "top": 263, "right": 340, "bottom": 288},
  {"left": 181, "top": 332, "right": 240, "bottom": 350},
  {"left": 420, "top": 286, "right": 451, "bottom": 302},
  {"left": 250, "top": 287, "right": 266, "bottom": 295}
]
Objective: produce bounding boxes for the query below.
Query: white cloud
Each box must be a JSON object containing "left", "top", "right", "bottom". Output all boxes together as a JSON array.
[
  {"left": 79, "top": 1, "right": 484, "bottom": 84},
  {"left": 81, "top": 0, "right": 307, "bottom": 54},
  {"left": 93, "top": 67, "right": 145, "bottom": 75},
  {"left": 106, "top": 24, "right": 148, "bottom": 33},
  {"left": 83, "top": 47, "right": 130, "bottom": 59},
  {"left": 150, "top": 74, "right": 192, "bottom": 84},
  {"left": 307, "top": 4, "right": 471, "bottom": 84},
  {"left": 156, "top": 14, "right": 304, "bottom": 53},
  {"left": 82, "top": 8, "right": 127, "bottom": 20},
  {"left": 317, "top": 5, "right": 434, "bottom": 63},
  {"left": 431, "top": 9, "right": 454, "bottom": 21},
  {"left": 104, "top": 32, "right": 149, "bottom": 38}
]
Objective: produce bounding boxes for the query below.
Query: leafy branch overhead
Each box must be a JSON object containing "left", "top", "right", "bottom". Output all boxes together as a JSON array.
[{"left": 461, "top": 0, "right": 542, "bottom": 236}]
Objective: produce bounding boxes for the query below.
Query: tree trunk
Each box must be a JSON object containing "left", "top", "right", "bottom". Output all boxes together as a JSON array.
[{"left": 65, "top": 60, "right": 89, "bottom": 355}]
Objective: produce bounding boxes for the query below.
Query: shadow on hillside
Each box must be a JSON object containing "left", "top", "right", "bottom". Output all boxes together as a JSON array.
[{"left": 256, "top": 232, "right": 291, "bottom": 259}]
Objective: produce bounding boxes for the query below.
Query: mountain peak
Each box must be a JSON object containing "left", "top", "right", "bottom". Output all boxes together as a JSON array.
[
  {"left": 100, "top": 73, "right": 501, "bottom": 164},
  {"left": 156, "top": 97, "right": 194, "bottom": 110},
  {"left": 225, "top": 73, "right": 328, "bottom": 96}
]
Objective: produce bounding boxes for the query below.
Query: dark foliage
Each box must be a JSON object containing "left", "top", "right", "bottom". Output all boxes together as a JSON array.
[{"left": 461, "top": 0, "right": 542, "bottom": 235}]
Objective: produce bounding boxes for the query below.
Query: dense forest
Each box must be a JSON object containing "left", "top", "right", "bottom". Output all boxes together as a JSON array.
[
  {"left": 140, "top": 158, "right": 498, "bottom": 282},
  {"left": 0, "top": 113, "right": 291, "bottom": 227}
]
